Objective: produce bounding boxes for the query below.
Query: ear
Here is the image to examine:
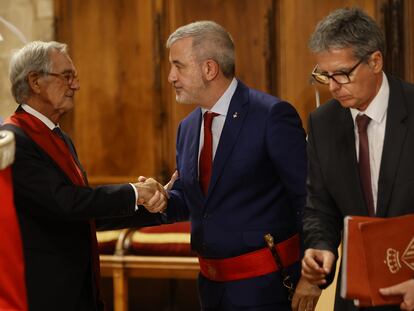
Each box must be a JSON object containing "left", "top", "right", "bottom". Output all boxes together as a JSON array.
[
  {"left": 27, "top": 71, "right": 42, "bottom": 94},
  {"left": 202, "top": 59, "right": 219, "bottom": 81},
  {"left": 368, "top": 51, "right": 383, "bottom": 74}
]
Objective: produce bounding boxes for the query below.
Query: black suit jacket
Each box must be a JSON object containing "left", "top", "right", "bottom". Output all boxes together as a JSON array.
[
  {"left": 303, "top": 75, "right": 414, "bottom": 311},
  {"left": 1, "top": 123, "right": 157, "bottom": 311}
]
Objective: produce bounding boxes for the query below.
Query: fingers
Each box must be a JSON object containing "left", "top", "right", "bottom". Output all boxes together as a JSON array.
[
  {"left": 379, "top": 282, "right": 405, "bottom": 296},
  {"left": 143, "top": 190, "right": 167, "bottom": 213},
  {"left": 134, "top": 173, "right": 179, "bottom": 213},
  {"left": 380, "top": 279, "right": 414, "bottom": 311},
  {"left": 291, "top": 292, "right": 299, "bottom": 311},
  {"left": 301, "top": 257, "right": 327, "bottom": 285},
  {"left": 164, "top": 170, "right": 179, "bottom": 195},
  {"left": 292, "top": 277, "right": 322, "bottom": 311},
  {"left": 302, "top": 249, "right": 335, "bottom": 285}
]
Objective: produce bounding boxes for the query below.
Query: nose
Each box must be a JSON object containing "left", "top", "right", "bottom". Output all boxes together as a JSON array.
[
  {"left": 328, "top": 78, "right": 341, "bottom": 92},
  {"left": 168, "top": 67, "right": 177, "bottom": 84},
  {"left": 70, "top": 77, "right": 80, "bottom": 91}
]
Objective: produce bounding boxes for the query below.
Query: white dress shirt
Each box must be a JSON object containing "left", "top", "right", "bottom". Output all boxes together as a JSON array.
[
  {"left": 350, "top": 72, "right": 389, "bottom": 212},
  {"left": 22, "top": 104, "right": 56, "bottom": 130},
  {"left": 198, "top": 78, "right": 238, "bottom": 176}
]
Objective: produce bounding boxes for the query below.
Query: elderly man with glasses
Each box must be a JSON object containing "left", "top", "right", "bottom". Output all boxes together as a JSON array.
[
  {"left": 0, "top": 41, "right": 166, "bottom": 311},
  {"left": 294, "top": 7, "right": 414, "bottom": 311}
]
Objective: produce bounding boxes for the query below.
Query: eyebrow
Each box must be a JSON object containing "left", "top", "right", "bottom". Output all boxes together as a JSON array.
[
  {"left": 318, "top": 65, "right": 354, "bottom": 74},
  {"left": 170, "top": 59, "right": 185, "bottom": 66},
  {"left": 59, "top": 69, "right": 76, "bottom": 74}
]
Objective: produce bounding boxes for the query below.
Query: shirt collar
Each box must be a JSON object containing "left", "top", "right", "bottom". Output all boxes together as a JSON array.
[
  {"left": 201, "top": 78, "right": 238, "bottom": 116},
  {"left": 350, "top": 72, "right": 389, "bottom": 124},
  {"left": 21, "top": 104, "right": 57, "bottom": 130}
]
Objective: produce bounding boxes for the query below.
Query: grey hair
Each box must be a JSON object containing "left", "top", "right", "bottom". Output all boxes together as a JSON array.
[
  {"left": 9, "top": 41, "right": 68, "bottom": 104},
  {"left": 166, "top": 21, "right": 235, "bottom": 78},
  {"left": 309, "top": 7, "right": 385, "bottom": 60}
]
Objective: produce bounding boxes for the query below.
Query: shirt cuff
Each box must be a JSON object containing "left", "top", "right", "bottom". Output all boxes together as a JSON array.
[{"left": 129, "top": 183, "right": 139, "bottom": 211}]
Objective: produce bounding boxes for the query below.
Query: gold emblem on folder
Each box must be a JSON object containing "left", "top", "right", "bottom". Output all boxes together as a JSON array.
[{"left": 385, "top": 236, "right": 414, "bottom": 273}]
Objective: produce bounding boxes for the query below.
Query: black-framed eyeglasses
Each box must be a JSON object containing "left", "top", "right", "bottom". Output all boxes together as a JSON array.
[
  {"left": 311, "top": 58, "right": 364, "bottom": 85},
  {"left": 44, "top": 71, "right": 79, "bottom": 85}
]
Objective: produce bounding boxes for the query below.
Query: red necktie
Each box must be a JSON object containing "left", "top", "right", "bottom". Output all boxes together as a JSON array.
[
  {"left": 199, "top": 112, "right": 219, "bottom": 195},
  {"left": 356, "top": 114, "right": 375, "bottom": 216}
]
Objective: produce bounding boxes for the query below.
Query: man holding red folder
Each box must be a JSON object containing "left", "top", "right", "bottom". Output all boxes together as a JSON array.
[{"left": 299, "top": 7, "right": 414, "bottom": 311}]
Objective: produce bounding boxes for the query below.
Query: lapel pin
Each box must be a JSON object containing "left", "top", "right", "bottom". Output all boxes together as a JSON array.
[{"left": 233, "top": 112, "right": 238, "bottom": 118}]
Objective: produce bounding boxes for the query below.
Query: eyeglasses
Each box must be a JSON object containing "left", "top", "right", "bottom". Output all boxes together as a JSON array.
[
  {"left": 311, "top": 58, "right": 364, "bottom": 85},
  {"left": 44, "top": 71, "right": 79, "bottom": 85}
]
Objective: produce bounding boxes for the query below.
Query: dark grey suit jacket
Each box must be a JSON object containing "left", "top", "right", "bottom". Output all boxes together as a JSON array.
[
  {"left": 2, "top": 121, "right": 160, "bottom": 311},
  {"left": 303, "top": 75, "right": 414, "bottom": 311}
]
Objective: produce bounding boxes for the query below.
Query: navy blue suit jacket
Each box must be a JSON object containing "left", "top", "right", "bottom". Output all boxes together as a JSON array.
[{"left": 165, "top": 81, "right": 307, "bottom": 308}]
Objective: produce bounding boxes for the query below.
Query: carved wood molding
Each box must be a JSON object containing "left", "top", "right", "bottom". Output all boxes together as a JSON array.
[
  {"left": 403, "top": 0, "right": 414, "bottom": 83},
  {"left": 378, "top": 0, "right": 405, "bottom": 79}
]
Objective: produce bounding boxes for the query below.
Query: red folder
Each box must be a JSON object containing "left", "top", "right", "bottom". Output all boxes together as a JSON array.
[{"left": 341, "top": 214, "right": 414, "bottom": 307}]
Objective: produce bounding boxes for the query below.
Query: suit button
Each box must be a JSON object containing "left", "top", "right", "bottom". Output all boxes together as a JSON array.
[{"left": 203, "top": 213, "right": 209, "bottom": 219}]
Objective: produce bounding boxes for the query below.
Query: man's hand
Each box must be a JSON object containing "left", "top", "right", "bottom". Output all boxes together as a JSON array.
[
  {"left": 302, "top": 249, "right": 335, "bottom": 286},
  {"left": 164, "top": 170, "right": 178, "bottom": 193},
  {"left": 135, "top": 171, "right": 179, "bottom": 213},
  {"left": 133, "top": 178, "right": 167, "bottom": 213},
  {"left": 380, "top": 279, "right": 414, "bottom": 311},
  {"left": 292, "top": 276, "right": 322, "bottom": 311},
  {"left": 138, "top": 171, "right": 178, "bottom": 194}
]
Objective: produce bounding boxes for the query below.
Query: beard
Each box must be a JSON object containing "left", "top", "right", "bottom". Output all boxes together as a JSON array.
[
  {"left": 174, "top": 74, "right": 208, "bottom": 105},
  {"left": 175, "top": 93, "right": 195, "bottom": 104}
]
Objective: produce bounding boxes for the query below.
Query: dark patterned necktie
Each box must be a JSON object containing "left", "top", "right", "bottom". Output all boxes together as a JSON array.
[
  {"left": 53, "top": 127, "right": 86, "bottom": 177},
  {"left": 356, "top": 114, "right": 375, "bottom": 216}
]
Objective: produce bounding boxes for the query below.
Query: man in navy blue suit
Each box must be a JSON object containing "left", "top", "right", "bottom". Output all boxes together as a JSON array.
[{"left": 151, "top": 21, "right": 308, "bottom": 310}]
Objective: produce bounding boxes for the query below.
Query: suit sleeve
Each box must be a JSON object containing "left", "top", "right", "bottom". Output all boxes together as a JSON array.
[
  {"left": 302, "top": 113, "right": 342, "bottom": 285},
  {"left": 12, "top": 131, "right": 137, "bottom": 221},
  {"left": 265, "top": 101, "right": 307, "bottom": 231},
  {"left": 96, "top": 207, "right": 164, "bottom": 230},
  {"left": 165, "top": 122, "right": 190, "bottom": 222}
]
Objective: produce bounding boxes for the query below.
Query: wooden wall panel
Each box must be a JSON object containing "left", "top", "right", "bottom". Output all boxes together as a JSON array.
[
  {"left": 404, "top": 0, "right": 414, "bottom": 83},
  {"left": 276, "top": 0, "right": 378, "bottom": 128},
  {"left": 55, "top": 0, "right": 161, "bottom": 185},
  {"left": 55, "top": 0, "right": 403, "bottom": 185}
]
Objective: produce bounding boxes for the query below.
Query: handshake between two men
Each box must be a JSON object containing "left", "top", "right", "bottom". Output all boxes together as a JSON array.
[{"left": 132, "top": 171, "right": 178, "bottom": 213}]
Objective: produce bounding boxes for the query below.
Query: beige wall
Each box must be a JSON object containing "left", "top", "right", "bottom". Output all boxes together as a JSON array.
[{"left": 0, "top": 0, "right": 53, "bottom": 121}]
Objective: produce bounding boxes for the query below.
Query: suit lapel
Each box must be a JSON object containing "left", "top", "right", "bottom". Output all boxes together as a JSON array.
[
  {"left": 187, "top": 108, "right": 204, "bottom": 198},
  {"left": 376, "top": 77, "right": 408, "bottom": 217},
  {"left": 205, "top": 82, "right": 249, "bottom": 199}
]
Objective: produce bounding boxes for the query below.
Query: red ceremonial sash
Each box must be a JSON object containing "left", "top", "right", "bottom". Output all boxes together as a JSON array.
[
  {"left": 5, "top": 110, "right": 102, "bottom": 304},
  {"left": 0, "top": 166, "right": 28, "bottom": 311},
  {"left": 5, "top": 111, "right": 85, "bottom": 186}
]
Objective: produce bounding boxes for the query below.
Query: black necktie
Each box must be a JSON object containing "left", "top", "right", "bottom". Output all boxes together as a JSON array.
[
  {"left": 53, "top": 127, "right": 86, "bottom": 181},
  {"left": 356, "top": 114, "right": 375, "bottom": 216}
]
